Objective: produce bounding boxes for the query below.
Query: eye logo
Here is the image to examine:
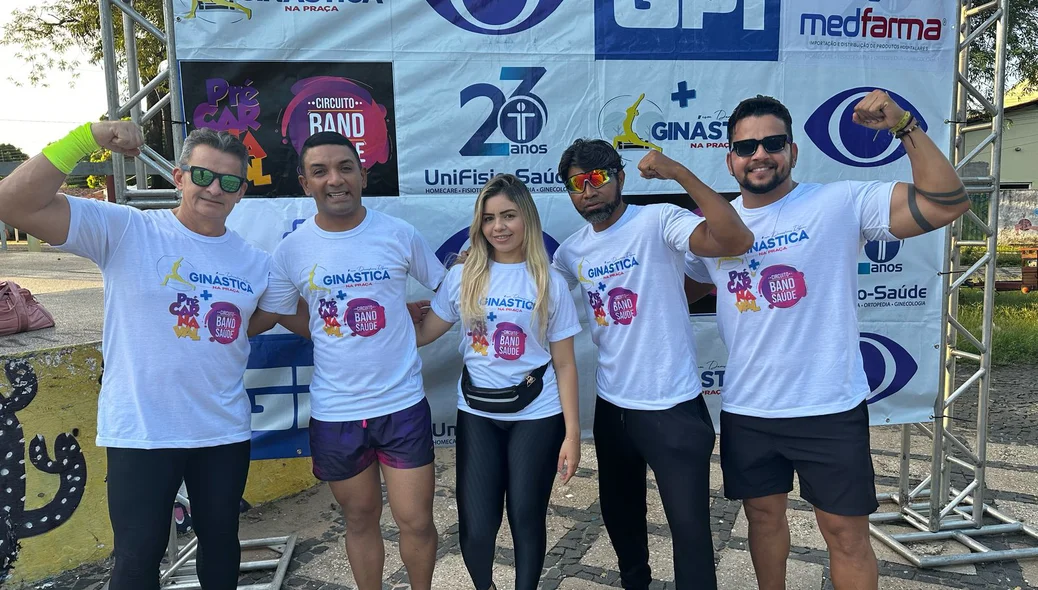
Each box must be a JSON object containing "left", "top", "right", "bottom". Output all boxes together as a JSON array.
[
  {"left": 860, "top": 332, "right": 918, "bottom": 404},
  {"left": 864, "top": 240, "right": 902, "bottom": 264},
  {"left": 805, "top": 88, "right": 928, "bottom": 168},
  {"left": 460, "top": 67, "right": 548, "bottom": 157},
  {"left": 426, "top": 0, "right": 564, "bottom": 35}
]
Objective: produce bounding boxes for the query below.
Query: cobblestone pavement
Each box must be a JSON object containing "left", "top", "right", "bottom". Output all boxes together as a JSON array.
[{"left": 29, "top": 366, "right": 1038, "bottom": 590}]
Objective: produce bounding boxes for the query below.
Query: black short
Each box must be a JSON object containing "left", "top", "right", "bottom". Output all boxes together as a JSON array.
[{"left": 719, "top": 400, "right": 878, "bottom": 516}]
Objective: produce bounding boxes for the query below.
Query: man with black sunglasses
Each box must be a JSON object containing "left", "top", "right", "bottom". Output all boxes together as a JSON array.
[
  {"left": 551, "top": 139, "right": 752, "bottom": 590},
  {"left": 0, "top": 123, "right": 295, "bottom": 589},
  {"left": 684, "top": 93, "right": 971, "bottom": 590}
]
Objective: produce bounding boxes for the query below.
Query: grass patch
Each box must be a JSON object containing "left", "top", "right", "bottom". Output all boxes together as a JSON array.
[
  {"left": 957, "top": 288, "right": 1038, "bottom": 366},
  {"left": 958, "top": 246, "right": 1022, "bottom": 268}
]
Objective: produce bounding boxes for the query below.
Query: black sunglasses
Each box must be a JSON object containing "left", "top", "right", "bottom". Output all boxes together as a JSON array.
[
  {"left": 730, "top": 134, "right": 790, "bottom": 158},
  {"left": 183, "top": 166, "right": 246, "bottom": 193}
]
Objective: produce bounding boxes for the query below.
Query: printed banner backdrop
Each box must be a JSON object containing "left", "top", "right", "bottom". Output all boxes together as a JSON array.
[
  {"left": 596, "top": 61, "right": 785, "bottom": 195},
  {"left": 179, "top": 61, "right": 398, "bottom": 196},
  {"left": 393, "top": 60, "right": 594, "bottom": 196},
  {"left": 781, "top": 0, "right": 952, "bottom": 73},
  {"left": 173, "top": 0, "right": 393, "bottom": 60},
  {"left": 172, "top": 0, "right": 958, "bottom": 458}
]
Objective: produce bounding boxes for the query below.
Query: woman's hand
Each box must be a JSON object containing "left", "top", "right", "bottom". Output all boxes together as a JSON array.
[{"left": 557, "top": 436, "right": 581, "bottom": 484}]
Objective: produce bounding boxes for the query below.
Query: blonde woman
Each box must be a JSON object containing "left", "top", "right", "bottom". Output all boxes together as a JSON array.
[{"left": 416, "top": 174, "right": 581, "bottom": 590}]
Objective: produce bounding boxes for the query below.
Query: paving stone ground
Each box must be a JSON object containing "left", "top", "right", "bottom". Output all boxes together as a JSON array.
[{"left": 26, "top": 365, "right": 1038, "bottom": 590}]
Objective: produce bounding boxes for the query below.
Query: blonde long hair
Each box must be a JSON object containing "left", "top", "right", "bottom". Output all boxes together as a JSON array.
[{"left": 459, "top": 174, "right": 552, "bottom": 340}]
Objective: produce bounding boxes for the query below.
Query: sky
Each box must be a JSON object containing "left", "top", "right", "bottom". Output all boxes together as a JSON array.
[{"left": 0, "top": 5, "right": 109, "bottom": 156}]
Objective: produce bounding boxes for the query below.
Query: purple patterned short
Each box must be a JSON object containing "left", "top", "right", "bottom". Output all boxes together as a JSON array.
[{"left": 308, "top": 398, "right": 434, "bottom": 481}]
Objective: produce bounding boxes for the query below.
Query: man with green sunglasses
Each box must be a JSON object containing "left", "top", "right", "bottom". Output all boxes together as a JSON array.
[
  {"left": 0, "top": 123, "right": 296, "bottom": 590},
  {"left": 182, "top": 165, "right": 247, "bottom": 194}
]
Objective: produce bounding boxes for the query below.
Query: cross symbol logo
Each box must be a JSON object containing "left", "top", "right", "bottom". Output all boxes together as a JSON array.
[
  {"left": 671, "top": 81, "right": 696, "bottom": 108},
  {"left": 336, "top": 290, "right": 348, "bottom": 301},
  {"left": 598, "top": 282, "right": 607, "bottom": 292},
  {"left": 487, "top": 312, "right": 497, "bottom": 322},
  {"left": 199, "top": 290, "right": 213, "bottom": 301},
  {"left": 749, "top": 259, "right": 760, "bottom": 271}
]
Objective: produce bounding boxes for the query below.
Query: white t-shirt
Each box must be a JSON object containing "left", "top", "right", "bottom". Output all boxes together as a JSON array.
[
  {"left": 685, "top": 181, "right": 898, "bottom": 418},
  {"left": 431, "top": 262, "right": 582, "bottom": 421},
  {"left": 57, "top": 197, "right": 275, "bottom": 449},
  {"left": 553, "top": 204, "right": 704, "bottom": 410},
  {"left": 262, "top": 209, "right": 445, "bottom": 422}
]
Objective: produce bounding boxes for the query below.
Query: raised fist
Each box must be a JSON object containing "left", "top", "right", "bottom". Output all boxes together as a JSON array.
[{"left": 90, "top": 121, "right": 145, "bottom": 156}]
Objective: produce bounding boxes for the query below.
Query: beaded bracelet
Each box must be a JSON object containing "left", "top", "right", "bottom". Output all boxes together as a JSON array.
[{"left": 895, "top": 116, "right": 919, "bottom": 139}]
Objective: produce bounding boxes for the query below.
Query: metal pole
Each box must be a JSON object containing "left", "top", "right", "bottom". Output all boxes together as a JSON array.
[
  {"left": 973, "top": 0, "right": 1010, "bottom": 528},
  {"left": 898, "top": 424, "right": 912, "bottom": 510},
  {"left": 163, "top": 0, "right": 186, "bottom": 161},
  {"left": 98, "top": 0, "right": 127, "bottom": 204},
  {"left": 929, "top": 0, "right": 974, "bottom": 531},
  {"left": 122, "top": 0, "right": 149, "bottom": 191}
]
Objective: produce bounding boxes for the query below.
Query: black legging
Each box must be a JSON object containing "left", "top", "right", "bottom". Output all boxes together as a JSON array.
[
  {"left": 106, "top": 441, "right": 251, "bottom": 590},
  {"left": 456, "top": 410, "right": 565, "bottom": 590}
]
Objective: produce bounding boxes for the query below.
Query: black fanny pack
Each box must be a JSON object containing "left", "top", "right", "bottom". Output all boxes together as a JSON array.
[{"left": 460, "top": 362, "right": 551, "bottom": 414}]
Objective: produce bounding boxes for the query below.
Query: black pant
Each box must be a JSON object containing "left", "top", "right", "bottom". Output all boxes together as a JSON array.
[
  {"left": 594, "top": 395, "right": 717, "bottom": 590},
  {"left": 456, "top": 410, "right": 565, "bottom": 590},
  {"left": 106, "top": 441, "right": 251, "bottom": 590}
]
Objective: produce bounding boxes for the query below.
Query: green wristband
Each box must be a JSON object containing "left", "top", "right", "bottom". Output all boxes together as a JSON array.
[{"left": 41, "top": 123, "right": 101, "bottom": 175}]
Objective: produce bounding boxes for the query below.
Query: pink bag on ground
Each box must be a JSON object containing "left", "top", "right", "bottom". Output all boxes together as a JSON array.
[{"left": 0, "top": 281, "right": 55, "bottom": 336}]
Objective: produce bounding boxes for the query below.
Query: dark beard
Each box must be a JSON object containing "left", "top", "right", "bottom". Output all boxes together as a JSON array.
[
  {"left": 581, "top": 195, "right": 621, "bottom": 224},
  {"left": 740, "top": 168, "right": 789, "bottom": 195}
]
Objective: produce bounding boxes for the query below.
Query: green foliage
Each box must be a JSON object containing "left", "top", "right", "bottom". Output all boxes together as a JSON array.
[
  {"left": 968, "top": 2, "right": 1038, "bottom": 97},
  {"left": 65, "top": 175, "right": 90, "bottom": 188},
  {"left": 959, "top": 246, "right": 1023, "bottom": 268},
  {"left": 1, "top": 0, "right": 166, "bottom": 88},
  {"left": 0, "top": 143, "right": 29, "bottom": 162},
  {"left": 958, "top": 288, "right": 1038, "bottom": 366},
  {"left": 86, "top": 148, "right": 111, "bottom": 189}
]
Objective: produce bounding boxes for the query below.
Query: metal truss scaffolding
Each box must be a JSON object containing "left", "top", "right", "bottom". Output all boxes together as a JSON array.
[
  {"left": 155, "top": 493, "right": 297, "bottom": 590},
  {"left": 98, "top": 0, "right": 182, "bottom": 207},
  {"left": 869, "top": 0, "right": 1038, "bottom": 568}
]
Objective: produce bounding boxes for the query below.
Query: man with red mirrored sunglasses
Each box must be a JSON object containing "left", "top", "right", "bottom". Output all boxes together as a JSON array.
[
  {"left": 551, "top": 138, "right": 752, "bottom": 590},
  {"left": 684, "top": 93, "right": 970, "bottom": 590}
]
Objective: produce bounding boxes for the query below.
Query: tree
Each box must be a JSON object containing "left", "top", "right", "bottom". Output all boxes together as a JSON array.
[
  {"left": 2, "top": 0, "right": 165, "bottom": 88},
  {"left": 969, "top": 1, "right": 1038, "bottom": 99},
  {"left": 3, "top": 0, "right": 173, "bottom": 187},
  {"left": 0, "top": 144, "right": 29, "bottom": 163}
]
